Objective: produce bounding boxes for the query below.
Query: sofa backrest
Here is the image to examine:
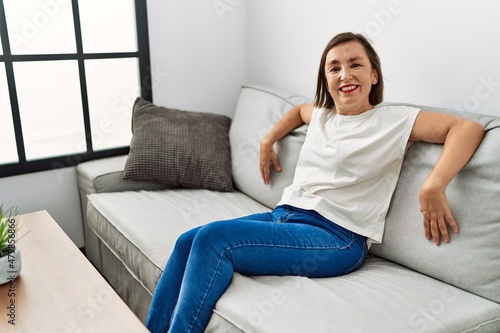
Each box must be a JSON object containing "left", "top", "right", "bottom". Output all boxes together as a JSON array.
[
  {"left": 229, "top": 85, "right": 309, "bottom": 208},
  {"left": 230, "top": 86, "right": 500, "bottom": 304},
  {"left": 370, "top": 103, "right": 500, "bottom": 304}
]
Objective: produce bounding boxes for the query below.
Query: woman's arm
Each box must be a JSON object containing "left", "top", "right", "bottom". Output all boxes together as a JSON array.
[
  {"left": 260, "top": 103, "right": 314, "bottom": 184},
  {"left": 410, "top": 111, "right": 485, "bottom": 245}
]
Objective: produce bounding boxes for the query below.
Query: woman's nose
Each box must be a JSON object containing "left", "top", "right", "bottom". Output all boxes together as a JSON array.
[{"left": 339, "top": 67, "right": 351, "bottom": 81}]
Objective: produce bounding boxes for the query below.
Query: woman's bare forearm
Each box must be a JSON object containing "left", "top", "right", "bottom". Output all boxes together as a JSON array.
[
  {"left": 423, "top": 119, "right": 485, "bottom": 190},
  {"left": 260, "top": 103, "right": 313, "bottom": 184},
  {"left": 262, "top": 103, "right": 311, "bottom": 146}
]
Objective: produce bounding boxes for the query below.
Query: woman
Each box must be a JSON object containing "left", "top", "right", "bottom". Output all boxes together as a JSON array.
[{"left": 146, "top": 32, "right": 485, "bottom": 333}]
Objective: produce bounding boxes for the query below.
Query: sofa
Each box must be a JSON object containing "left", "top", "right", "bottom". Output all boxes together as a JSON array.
[{"left": 76, "top": 85, "right": 500, "bottom": 332}]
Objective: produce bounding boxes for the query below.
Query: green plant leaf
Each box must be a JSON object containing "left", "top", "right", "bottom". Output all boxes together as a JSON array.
[{"left": 0, "top": 205, "right": 27, "bottom": 257}]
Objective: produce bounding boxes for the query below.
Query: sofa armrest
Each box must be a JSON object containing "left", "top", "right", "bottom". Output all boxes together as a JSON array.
[
  {"left": 76, "top": 155, "right": 125, "bottom": 196},
  {"left": 76, "top": 154, "right": 173, "bottom": 232},
  {"left": 76, "top": 155, "right": 173, "bottom": 268},
  {"left": 76, "top": 155, "right": 171, "bottom": 195}
]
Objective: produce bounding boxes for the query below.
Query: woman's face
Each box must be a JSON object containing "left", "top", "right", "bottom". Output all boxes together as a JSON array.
[{"left": 325, "top": 41, "right": 378, "bottom": 115}]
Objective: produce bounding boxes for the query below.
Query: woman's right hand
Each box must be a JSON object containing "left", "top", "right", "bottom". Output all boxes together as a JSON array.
[
  {"left": 258, "top": 103, "right": 313, "bottom": 185},
  {"left": 260, "top": 139, "right": 281, "bottom": 185}
]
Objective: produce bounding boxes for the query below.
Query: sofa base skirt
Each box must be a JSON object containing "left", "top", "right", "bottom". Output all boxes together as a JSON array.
[{"left": 94, "top": 234, "right": 152, "bottom": 322}]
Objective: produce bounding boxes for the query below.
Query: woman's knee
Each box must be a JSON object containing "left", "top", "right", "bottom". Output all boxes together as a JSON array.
[
  {"left": 192, "top": 221, "right": 235, "bottom": 253},
  {"left": 174, "top": 227, "right": 200, "bottom": 254}
]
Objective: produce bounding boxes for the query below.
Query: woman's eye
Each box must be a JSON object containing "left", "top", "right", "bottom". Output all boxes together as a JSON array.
[
  {"left": 329, "top": 67, "right": 340, "bottom": 73},
  {"left": 351, "top": 63, "right": 361, "bottom": 68}
]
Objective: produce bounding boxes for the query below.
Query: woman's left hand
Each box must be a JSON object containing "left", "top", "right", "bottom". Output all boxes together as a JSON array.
[
  {"left": 419, "top": 181, "right": 458, "bottom": 246},
  {"left": 411, "top": 111, "right": 484, "bottom": 246}
]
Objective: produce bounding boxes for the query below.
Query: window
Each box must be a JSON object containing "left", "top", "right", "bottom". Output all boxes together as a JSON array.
[{"left": 0, "top": 0, "right": 151, "bottom": 177}]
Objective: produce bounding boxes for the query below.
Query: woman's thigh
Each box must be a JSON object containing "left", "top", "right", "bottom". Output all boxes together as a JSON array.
[{"left": 192, "top": 211, "right": 367, "bottom": 278}]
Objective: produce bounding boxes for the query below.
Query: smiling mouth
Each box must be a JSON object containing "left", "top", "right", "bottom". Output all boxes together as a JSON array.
[{"left": 339, "top": 85, "right": 358, "bottom": 93}]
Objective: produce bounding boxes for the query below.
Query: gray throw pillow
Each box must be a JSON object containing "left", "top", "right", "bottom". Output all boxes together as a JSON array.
[{"left": 122, "top": 97, "right": 233, "bottom": 192}]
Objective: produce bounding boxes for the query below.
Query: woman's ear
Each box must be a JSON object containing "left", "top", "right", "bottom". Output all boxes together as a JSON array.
[{"left": 372, "top": 70, "right": 378, "bottom": 85}]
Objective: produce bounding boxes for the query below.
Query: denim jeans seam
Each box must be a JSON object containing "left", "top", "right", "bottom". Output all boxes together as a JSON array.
[
  {"left": 222, "top": 240, "right": 355, "bottom": 251},
  {"left": 343, "top": 242, "right": 367, "bottom": 274},
  {"left": 161, "top": 294, "right": 179, "bottom": 333},
  {"left": 344, "top": 251, "right": 365, "bottom": 274},
  {"left": 186, "top": 254, "right": 226, "bottom": 333}
]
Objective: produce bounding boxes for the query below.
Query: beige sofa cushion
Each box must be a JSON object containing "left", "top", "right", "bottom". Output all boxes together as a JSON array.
[
  {"left": 370, "top": 103, "right": 500, "bottom": 304},
  {"left": 229, "top": 85, "right": 309, "bottom": 208},
  {"left": 211, "top": 256, "right": 500, "bottom": 333}
]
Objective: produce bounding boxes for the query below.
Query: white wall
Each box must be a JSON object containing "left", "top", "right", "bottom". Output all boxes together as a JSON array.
[
  {"left": 147, "top": 0, "right": 247, "bottom": 117},
  {"left": 0, "top": 167, "right": 84, "bottom": 247},
  {"left": 247, "top": 0, "right": 500, "bottom": 117}
]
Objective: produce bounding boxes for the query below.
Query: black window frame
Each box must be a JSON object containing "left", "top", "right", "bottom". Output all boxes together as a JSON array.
[{"left": 0, "top": 0, "right": 151, "bottom": 178}]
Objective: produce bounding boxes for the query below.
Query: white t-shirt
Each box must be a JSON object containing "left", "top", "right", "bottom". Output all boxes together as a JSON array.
[{"left": 279, "top": 105, "right": 421, "bottom": 244}]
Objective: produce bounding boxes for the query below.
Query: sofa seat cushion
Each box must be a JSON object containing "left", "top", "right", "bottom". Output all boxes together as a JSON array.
[
  {"left": 86, "top": 189, "right": 270, "bottom": 295},
  {"left": 210, "top": 255, "right": 500, "bottom": 333}
]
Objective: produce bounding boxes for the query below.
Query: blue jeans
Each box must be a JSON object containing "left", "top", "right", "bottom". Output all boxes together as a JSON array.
[{"left": 145, "top": 205, "right": 367, "bottom": 333}]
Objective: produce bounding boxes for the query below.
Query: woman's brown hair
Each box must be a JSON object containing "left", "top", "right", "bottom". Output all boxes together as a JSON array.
[{"left": 314, "top": 32, "right": 384, "bottom": 109}]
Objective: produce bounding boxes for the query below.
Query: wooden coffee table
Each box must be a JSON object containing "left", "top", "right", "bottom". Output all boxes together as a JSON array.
[{"left": 0, "top": 210, "right": 149, "bottom": 332}]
